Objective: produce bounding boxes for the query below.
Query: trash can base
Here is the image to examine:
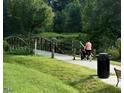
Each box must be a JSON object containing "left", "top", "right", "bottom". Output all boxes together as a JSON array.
[{"left": 98, "top": 75, "right": 109, "bottom": 79}]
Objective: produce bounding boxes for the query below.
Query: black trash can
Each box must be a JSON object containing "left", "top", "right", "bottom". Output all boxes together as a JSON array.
[{"left": 97, "top": 53, "right": 110, "bottom": 78}]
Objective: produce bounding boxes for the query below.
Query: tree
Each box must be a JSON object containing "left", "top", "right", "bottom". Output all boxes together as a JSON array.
[
  {"left": 53, "top": 11, "right": 66, "bottom": 33},
  {"left": 63, "top": 0, "right": 83, "bottom": 33},
  {"left": 3, "top": 0, "right": 11, "bottom": 37},
  {"left": 4, "top": 0, "right": 54, "bottom": 35},
  {"left": 82, "top": 0, "right": 121, "bottom": 52}
]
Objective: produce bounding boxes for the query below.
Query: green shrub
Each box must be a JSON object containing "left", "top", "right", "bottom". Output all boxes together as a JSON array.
[
  {"left": 9, "top": 46, "right": 33, "bottom": 55},
  {"left": 3, "top": 41, "right": 10, "bottom": 51},
  {"left": 107, "top": 38, "right": 121, "bottom": 61},
  {"left": 77, "top": 33, "right": 90, "bottom": 43},
  {"left": 108, "top": 48, "right": 120, "bottom": 61}
]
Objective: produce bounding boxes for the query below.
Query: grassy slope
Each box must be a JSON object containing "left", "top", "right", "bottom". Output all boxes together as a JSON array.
[
  {"left": 4, "top": 55, "right": 121, "bottom": 93},
  {"left": 110, "top": 61, "right": 121, "bottom": 66},
  {"left": 4, "top": 63, "right": 79, "bottom": 93}
]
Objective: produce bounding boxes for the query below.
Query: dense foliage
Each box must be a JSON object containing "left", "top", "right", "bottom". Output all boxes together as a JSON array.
[{"left": 3, "top": 0, "right": 54, "bottom": 36}]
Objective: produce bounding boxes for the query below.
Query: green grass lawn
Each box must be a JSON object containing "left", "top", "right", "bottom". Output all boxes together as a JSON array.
[
  {"left": 91, "top": 59, "right": 120, "bottom": 66},
  {"left": 4, "top": 55, "right": 121, "bottom": 93},
  {"left": 4, "top": 63, "right": 79, "bottom": 93},
  {"left": 110, "top": 61, "right": 121, "bottom": 66}
]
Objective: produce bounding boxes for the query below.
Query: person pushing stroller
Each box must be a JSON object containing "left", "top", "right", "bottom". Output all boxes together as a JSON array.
[
  {"left": 85, "top": 41, "right": 92, "bottom": 60},
  {"left": 80, "top": 41, "right": 92, "bottom": 60}
]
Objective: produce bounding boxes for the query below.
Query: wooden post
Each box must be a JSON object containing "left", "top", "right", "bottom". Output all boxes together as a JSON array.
[
  {"left": 12, "top": 37, "right": 15, "bottom": 49},
  {"left": 73, "top": 48, "right": 76, "bottom": 60},
  {"left": 45, "top": 39, "right": 46, "bottom": 50},
  {"left": 10, "top": 38, "right": 13, "bottom": 49},
  {"left": 34, "top": 39, "right": 37, "bottom": 55},
  {"left": 72, "top": 41, "right": 76, "bottom": 60},
  {"left": 40, "top": 38, "right": 42, "bottom": 50},
  {"left": 37, "top": 38, "right": 38, "bottom": 49},
  {"left": 17, "top": 38, "right": 19, "bottom": 49},
  {"left": 79, "top": 41, "right": 82, "bottom": 59},
  {"left": 39, "top": 37, "right": 41, "bottom": 50},
  {"left": 42, "top": 39, "right": 44, "bottom": 50},
  {"left": 38, "top": 37, "right": 40, "bottom": 50},
  {"left": 54, "top": 42, "right": 56, "bottom": 52},
  {"left": 46, "top": 40, "right": 48, "bottom": 51},
  {"left": 48, "top": 41, "right": 51, "bottom": 51},
  {"left": 9, "top": 38, "right": 12, "bottom": 49},
  {"left": 19, "top": 40, "right": 21, "bottom": 48},
  {"left": 51, "top": 41, "right": 54, "bottom": 58},
  {"left": 16, "top": 38, "right": 17, "bottom": 49},
  {"left": 72, "top": 41, "right": 74, "bottom": 59}
]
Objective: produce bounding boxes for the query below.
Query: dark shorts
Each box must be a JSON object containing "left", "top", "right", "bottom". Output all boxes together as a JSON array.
[{"left": 86, "top": 50, "right": 92, "bottom": 56}]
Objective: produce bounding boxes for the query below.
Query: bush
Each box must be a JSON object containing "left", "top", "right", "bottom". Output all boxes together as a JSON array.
[
  {"left": 77, "top": 33, "right": 90, "bottom": 43},
  {"left": 3, "top": 41, "right": 9, "bottom": 51},
  {"left": 9, "top": 46, "right": 33, "bottom": 55},
  {"left": 108, "top": 48, "right": 120, "bottom": 61}
]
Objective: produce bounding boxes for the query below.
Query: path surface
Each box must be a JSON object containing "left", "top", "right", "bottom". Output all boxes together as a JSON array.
[{"left": 35, "top": 50, "right": 121, "bottom": 88}]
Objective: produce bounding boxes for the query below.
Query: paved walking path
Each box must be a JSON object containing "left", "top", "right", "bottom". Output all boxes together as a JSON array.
[{"left": 35, "top": 50, "right": 121, "bottom": 88}]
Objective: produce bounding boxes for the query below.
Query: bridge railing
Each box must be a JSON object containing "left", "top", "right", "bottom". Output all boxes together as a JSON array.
[
  {"left": 4, "top": 36, "right": 82, "bottom": 57},
  {"left": 4, "top": 36, "right": 33, "bottom": 55}
]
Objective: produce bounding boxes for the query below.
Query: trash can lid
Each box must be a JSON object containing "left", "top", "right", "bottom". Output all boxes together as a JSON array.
[
  {"left": 98, "top": 53, "right": 109, "bottom": 58},
  {"left": 99, "top": 53, "right": 111, "bottom": 57},
  {"left": 96, "top": 53, "right": 110, "bottom": 57},
  {"left": 99, "top": 53, "right": 108, "bottom": 55}
]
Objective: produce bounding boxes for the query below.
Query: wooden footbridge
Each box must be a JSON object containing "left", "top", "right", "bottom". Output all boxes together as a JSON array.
[{"left": 4, "top": 35, "right": 82, "bottom": 59}]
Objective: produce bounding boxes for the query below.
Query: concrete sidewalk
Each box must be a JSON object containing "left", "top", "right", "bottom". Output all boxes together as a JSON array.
[{"left": 35, "top": 50, "right": 121, "bottom": 88}]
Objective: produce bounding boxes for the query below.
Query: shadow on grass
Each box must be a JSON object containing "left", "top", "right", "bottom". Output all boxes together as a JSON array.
[
  {"left": 70, "top": 74, "right": 97, "bottom": 86},
  {"left": 70, "top": 73, "right": 116, "bottom": 86},
  {"left": 70, "top": 74, "right": 121, "bottom": 93},
  {"left": 89, "top": 86, "right": 121, "bottom": 93}
]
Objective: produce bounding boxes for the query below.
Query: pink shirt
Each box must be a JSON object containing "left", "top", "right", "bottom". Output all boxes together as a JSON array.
[{"left": 85, "top": 42, "right": 92, "bottom": 50}]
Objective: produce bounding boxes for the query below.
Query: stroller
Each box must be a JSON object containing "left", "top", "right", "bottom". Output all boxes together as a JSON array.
[
  {"left": 80, "top": 41, "right": 93, "bottom": 61},
  {"left": 80, "top": 48, "right": 93, "bottom": 61},
  {"left": 80, "top": 48, "right": 86, "bottom": 60}
]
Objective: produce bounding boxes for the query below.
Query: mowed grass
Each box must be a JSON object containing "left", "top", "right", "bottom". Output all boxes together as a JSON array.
[
  {"left": 4, "top": 55, "right": 121, "bottom": 93},
  {"left": 4, "top": 63, "right": 79, "bottom": 93},
  {"left": 110, "top": 61, "right": 121, "bottom": 66}
]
